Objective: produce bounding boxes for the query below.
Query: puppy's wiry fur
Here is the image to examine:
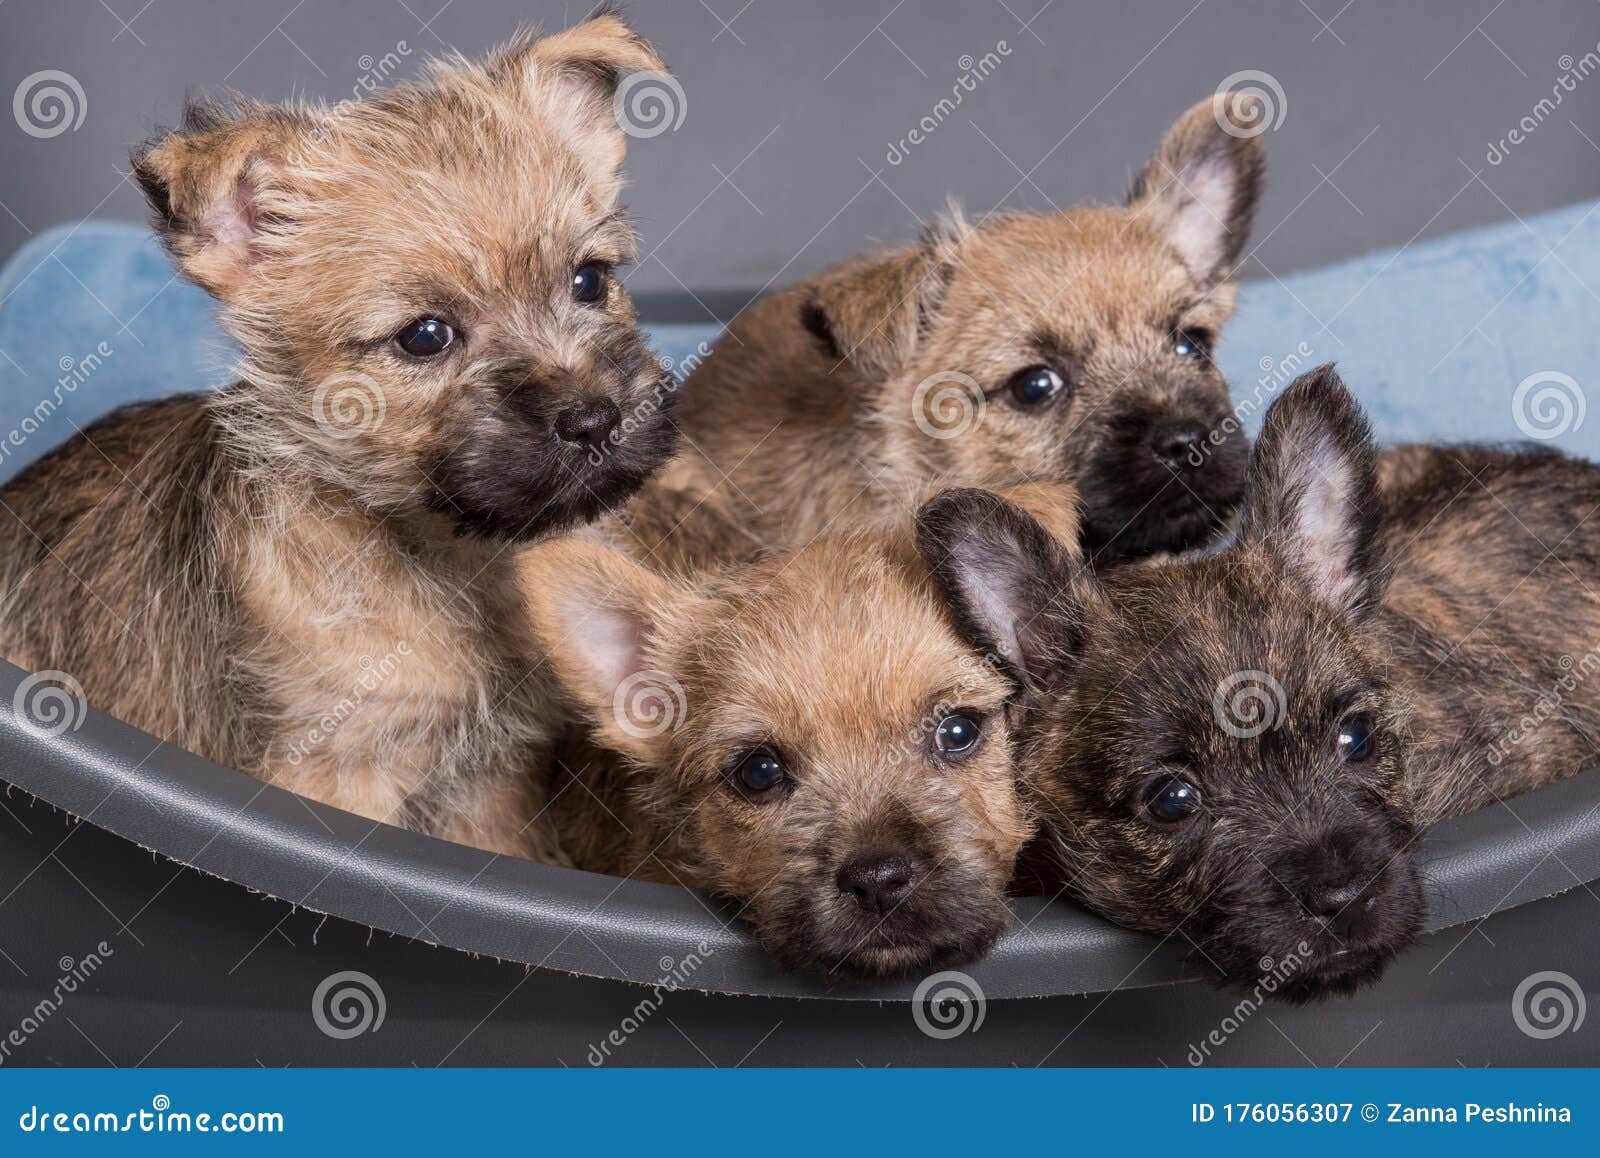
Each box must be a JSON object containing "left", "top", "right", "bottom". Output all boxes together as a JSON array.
[
  {"left": 0, "top": 15, "right": 678, "bottom": 858},
  {"left": 918, "top": 367, "right": 1600, "bottom": 1001},
  {"left": 667, "top": 94, "right": 1265, "bottom": 563},
  {"left": 520, "top": 480, "right": 1080, "bottom": 975}
]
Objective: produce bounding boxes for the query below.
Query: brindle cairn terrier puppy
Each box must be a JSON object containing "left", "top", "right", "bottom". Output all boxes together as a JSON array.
[
  {"left": 519, "top": 482, "right": 1079, "bottom": 975},
  {"left": 0, "top": 15, "right": 677, "bottom": 858},
  {"left": 666, "top": 93, "right": 1266, "bottom": 563},
  {"left": 917, "top": 367, "right": 1600, "bottom": 1001}
]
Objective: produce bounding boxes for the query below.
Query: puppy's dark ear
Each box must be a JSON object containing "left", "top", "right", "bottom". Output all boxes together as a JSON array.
[
  {"left": 1127, "top": 92, "right": 1266, "bottom": 289},
  {"left": 915, "top": 488, "right": 1089, "bottom": 695},
  {"left": 132, "top": 97, "right": 314, "bottom": 297},
  {"left": 1238, "top": 365, "right": 1385, "bottom": 620},
  {"left": 801, "top": 213, "right": 966, "bottom": 381},
  {"left": 488, "top": 12, "right": 670, "bottom": 201}
]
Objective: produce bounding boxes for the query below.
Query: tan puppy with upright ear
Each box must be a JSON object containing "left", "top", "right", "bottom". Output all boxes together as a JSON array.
[
  {"left": 520, "top": 480, "right": 1079, "bottom": 975},
  {"left": 668, "top": 95, "right": 1266, "bottom": 566},
  {"left": 0, "top": 15, "right": 677, "bottom": 859}
]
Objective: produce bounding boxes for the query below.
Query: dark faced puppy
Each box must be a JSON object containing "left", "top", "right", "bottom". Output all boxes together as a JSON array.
[
  {"left": 520, "top": 527, "right": 1039, "bottom": 977},
  {"left": 672, "top": 93, "right": 1263, "bottom": 562},
  {"left": 917, "top": 370, "right": 1430, "bottom": 1001}
]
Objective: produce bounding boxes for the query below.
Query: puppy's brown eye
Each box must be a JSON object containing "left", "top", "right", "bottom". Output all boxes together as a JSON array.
[
  {"left": 1173, "top": 329, "right": 1212, "bottom": 359},
  {"left": 1338, "top": 711, "right": 1376, "bottom": 762},
  {"left": 572, "top": 262, "right": 608, "bottom": 304},
  {"left": 396, "top": 318, "right": 454, "bottom": 357},
  {"left": 732, "top": 747, "right": 786, "bottom": 801},
  {"left": 934, "top": 712, "right": 981, "bottom": 755},
  {"left": 1006, "top": 365, "right": 1066, "bottom": 408},
  {"left": 1144, "top": 776, "right": 1201, "bottom": 823}
]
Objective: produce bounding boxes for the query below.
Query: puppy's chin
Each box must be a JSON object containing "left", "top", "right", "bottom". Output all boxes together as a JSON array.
[
  {"left": 1077, "top": 430, "right": 1248, "bottom": 564},
  {"left": 760, "top": 881, "right": 1009, "bottom": 979},
  {"left": 1194, "top": 899, "right": 1425, "bottom": 1004},
  {"left": 1082, "top": 492, "right": 1237, "bottom": 566},
  {"left": 426, "top": 412, "right": 678, "bottom": 542}
]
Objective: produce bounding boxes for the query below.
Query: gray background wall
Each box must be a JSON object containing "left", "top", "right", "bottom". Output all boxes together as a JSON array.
[{"left": 3, "top": 0, "right": 1599, "bottom": 315}]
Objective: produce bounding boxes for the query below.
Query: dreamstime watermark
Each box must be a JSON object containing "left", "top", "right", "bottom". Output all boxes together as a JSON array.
[
  {"left": 281, "top": 644, "right": 412, "bottom": 765},
  {"left": 13, "top": 70, "right": 86, "bottom": 139},
  {"left": 1212, "top": 70, "right": 1286, "bottom": 139},
  {"left": 1186, "top": 942, "right": 1312, "bottom": 1065},
  {"left": 1511, "top": 970, "right": 1587, "bottom": 1039},
  {"left": 0, "top": 941, "right": 115, "bottom": 1066},
  {"left": 586, "top": 943, "right": 714, "bottom": 1064},
  {"left": 1486, "top": 645, "right": 1600, "bottom": 767},
  {"left": 1487, "top": 46, "right": 1600, "bottom": 165},
  {"left": 912, "top": 370, "right": 985, "bottom": 440},
  {"left": 311, "top": 970, "right": 386, "bottom": 1039},
  {"left": 1212, "top": 669, "right": 1286, "bottom": 740},
  {"left": 11, "top": 669, "right": 87, "bottom": 738},
  {"left": 884, "top": 648, "right": 1009, "bottom": 772},
  {"left": 1511, "top": 370, "right": 1584, "bottom": 440},
  {"left": 583, "top": 341, "right": 711, "bottom": 467},
  {"left": 311, "top": 370, "right": 388, "bottom": 440},
  {"left": 17, "top": 1096, "right": 284, "bottom": 1135},
  {"left": 912, "top": 970, "right": 986, "bottom": 1039},
  {"left": 613, "top": 71, "right": 686, "bottom": 139},
  {"left": 612, "top": 669, "right": 688, "bottom": 740},
  {"left": 352, "top": 42, "right": 414, "bottom": 98},
  {"left": 0, "top": 342, "right": 113, "bottom": 468},
  {"left": 885, "top": 41, "right": 1012, "bottom": 165},
  {"left": 1187, "top": 341, "right": 1316, "bottom": 468}
]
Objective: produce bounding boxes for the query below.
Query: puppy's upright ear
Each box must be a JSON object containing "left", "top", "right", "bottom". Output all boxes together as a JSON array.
[
  {"left": 1238, "top": 365, "right": 1385, "bottom": 620},
  {"left": 1127, "top": 92, "right": 1266, "bottom": 290},
  {"left": 132, "top": 98, "right": 315, "bottom": 297},
  {"left": 487, "top": 12, "right": 670, "bottom": 200},
  {"left": 518, "top": 537, "right": 687, "bottom": 765},
  {"left": 915, "top": 488, "right": 1090, "bottom": 697},
  {"left": 799, "top": 212, "right": 968, "bottom": 382}
]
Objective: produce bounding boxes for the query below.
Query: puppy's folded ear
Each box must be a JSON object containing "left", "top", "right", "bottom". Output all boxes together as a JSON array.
[
  {"left": 915, "top": 488, "right": 1089, "bottom": 697},
  {"left": 487, "top": 12, "right": 670, "bottom": 201},
  {"left": 1126, "top": 92, "right": 1266, "bottom": 290},
  {"left": 799, "top": 213, "right": 967, "bottom": 382},
  {"left": 1238, "top": 364, "right": 1386, "bottom": 620},
  {"left": 132, "top": 98, "right": 315, "bottom": 297},
  {"left": 519, "top": 537, "right": 686, "bottom": 766}
]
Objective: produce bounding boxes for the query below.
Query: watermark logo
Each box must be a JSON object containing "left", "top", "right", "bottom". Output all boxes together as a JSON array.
[
  {"left": 1212, "top": 669, "right": 1286, "bottom": 740},
  {"left": 1512, "top": 370, "right": 1584, "bottom": 440},
  {"left": 312, "top": 371, "right": 387, "bottom": 440},
  {"left": 312, "top": 970, "right": 386, "bottom": 1039},
  {"left": 612, "top": 669, "right": 688, "bottom": 740},
  {"left": 13, "top": 70, "right": 86, "bottom": 139},
  {"left": 12, "top": 669, "right": 87, "bottom": 738},
  {"left": 586, "top": 943, "right": 715, "bottom": 1065},
  {"left": 0, "top": 941, "right": 114, "bottom": 1066},
  {"left": 613, "top": 71, "right": 687, "bottom": 139},
  {"left": 911, "top": 970, "right": 986, "bottom": 1039},
  {"left": 1213, "top": 70, "right": 1286, "bottom": 138},
  {"left": 1186, "top": 942, "right": 1312, "bottom": 1065},
  {"left": 1487, "top": 45, "right": 1600, "bottom": 164},
  {"left": 1512, "top": 970, "right": 1586, "bottom": 1039},
  {"left": 885, "top": 41, "right": 1011, "bottom": 165},
  {"left": 912, "top": 371, "right": 985, "bottom": 440}
]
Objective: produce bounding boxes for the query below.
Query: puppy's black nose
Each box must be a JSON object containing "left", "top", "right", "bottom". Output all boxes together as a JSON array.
[
  {"left": 836, "top": 851, "right": 914, "bottom": 915},
  {"left": 1302, "top": 878, "right": 1375, "bottom": 938},
  {"left": 1150, "top": 420, "right": 1209, "bottom": 468},
  {"left": 554, "top": 398, "right": 621, "bottom": 449}
]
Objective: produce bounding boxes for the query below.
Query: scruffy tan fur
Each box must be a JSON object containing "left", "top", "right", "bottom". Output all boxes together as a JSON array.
[
  {"left": 665, "top": 94, "right": 1267, "bottom": 565},
  {"left": 0, "top": 15, "right": 680, "bottom": 858},
  {"left": 519, "top": 479, "right": 1077, "bottom": 974}
]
